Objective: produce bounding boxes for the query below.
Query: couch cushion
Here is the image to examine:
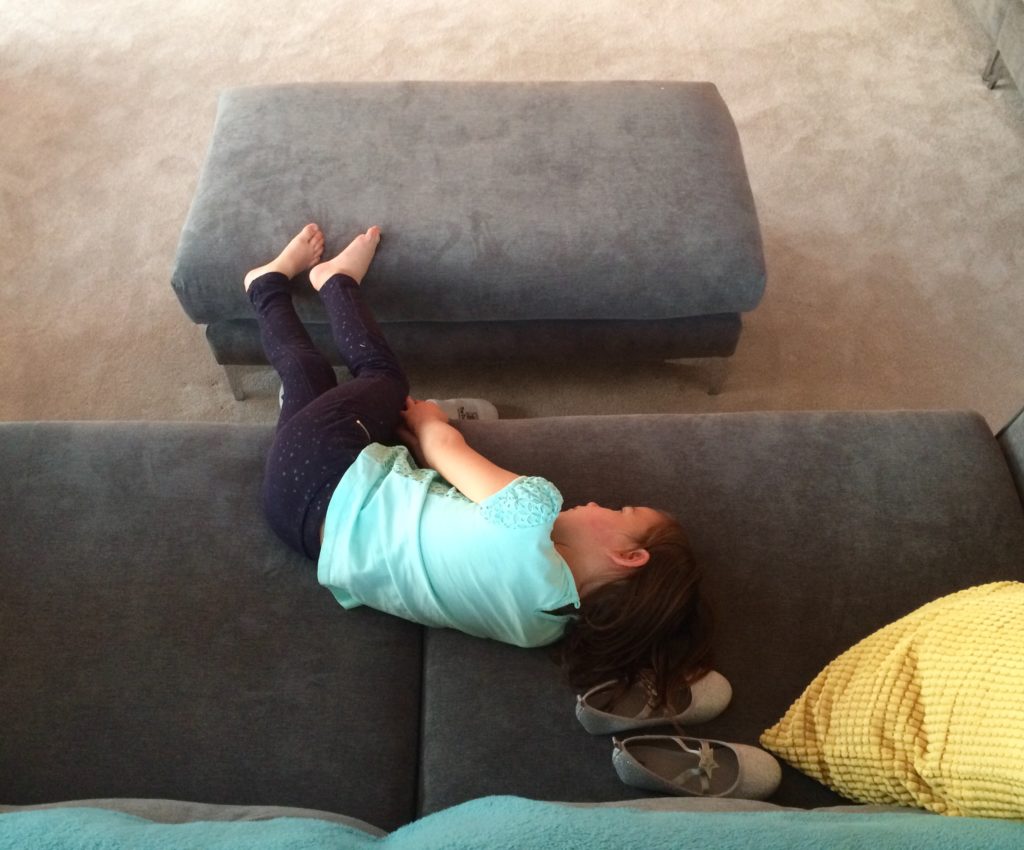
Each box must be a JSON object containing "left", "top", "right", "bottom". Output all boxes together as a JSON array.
[
  {"left": 397, "top": 797, "right": 1018, "bottom": 850},
  {"left": 0, "top": 799, "right": 385, "bottom": 836},
  {"left": 8, "top": 796, "right": 1024, "bottom": 850},
  {"left": 419, "top": 412, "right": 1024, "bottom": 812},
  {"left": 172, "top": 81, "right": 765, "bottom": 327},
  {"left": 996, "top": 2, "right": 1024, "bottom": 90},
  {"left": 205, "top": 312, "right": 744, "bottom": 367},
  {"left": 0, "top": 422, "right": 421, "bottom": 832}
]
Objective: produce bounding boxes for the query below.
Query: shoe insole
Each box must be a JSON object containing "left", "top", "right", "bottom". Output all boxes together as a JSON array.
[
  {"left": 631, "top": 740, "right": 738, "bottom": 795},
  {"left": 599, "top": 682, "right": 691, "bottom": 719}
]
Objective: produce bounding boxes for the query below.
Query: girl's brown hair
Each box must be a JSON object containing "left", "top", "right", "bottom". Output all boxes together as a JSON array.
[{"left": 555, "top": 513, "right": 713, "bottom": 712}]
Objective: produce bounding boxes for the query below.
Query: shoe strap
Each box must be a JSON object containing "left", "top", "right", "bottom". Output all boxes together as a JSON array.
[
  {"left": 635, "top": 671, "right": 659, "bottom": 719},
  {"left": 637, "top": 671, "right": 692, "bottom": 720},
  {"left": 579, "top": 674, "right": 660, "bottom": 720},
  {"left": 670, "top": 738, "right": 719, "bottom": 793}
]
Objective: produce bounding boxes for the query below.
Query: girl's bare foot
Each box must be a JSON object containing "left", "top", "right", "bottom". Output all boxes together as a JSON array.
[
  {"left": 309, "top": 226, "right": 382, "bottom": 290},
  {"left": 243, "top": 223, "right": 325, "bottom": 292}
]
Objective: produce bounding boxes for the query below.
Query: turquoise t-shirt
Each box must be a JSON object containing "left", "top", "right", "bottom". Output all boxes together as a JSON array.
[{"left": 317, "top": 443, "right": 580, "bottom": 648}]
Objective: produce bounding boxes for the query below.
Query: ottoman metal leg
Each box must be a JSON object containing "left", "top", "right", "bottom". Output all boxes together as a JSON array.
[
  {"left": 665, "top": 357, "right": 731, "bottom": 395},
  {"left": 224, "top": 365, "right": 247, "bottom": 401},
  {"left": 983, "top": 50, "right": 1004, "bottom": 89},
  {"left": 705, "top": 357, "right": 729, "bottom": 396}
]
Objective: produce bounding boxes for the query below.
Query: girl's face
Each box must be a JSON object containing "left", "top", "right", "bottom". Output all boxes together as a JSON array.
[{"left": 566, "top": 502, "right": 665, "bottom": 548}]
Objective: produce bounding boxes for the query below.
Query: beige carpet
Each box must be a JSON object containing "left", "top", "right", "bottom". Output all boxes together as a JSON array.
[{"left": 2, "top": 0, "right": 1022, "bottom": 429}]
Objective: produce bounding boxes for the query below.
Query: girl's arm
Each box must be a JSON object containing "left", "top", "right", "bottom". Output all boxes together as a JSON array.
[{"left": 399, "top": 397, "right": 518, "bottom": 503}]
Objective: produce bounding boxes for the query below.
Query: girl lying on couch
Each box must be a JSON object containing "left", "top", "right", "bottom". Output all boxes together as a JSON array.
[{"left": 243, "top": 223, "right": 714, "bottom": 717}]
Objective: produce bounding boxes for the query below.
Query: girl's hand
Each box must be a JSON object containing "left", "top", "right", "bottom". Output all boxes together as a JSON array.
[
  {"left": 399, "top": 397, "right": 449, "bottom": 438},
  {"left": 395, "top": 424, "right": 428, "bottom": 468},
  {"left": 397, "top": 396, "right": 519, "bottom": 503}
]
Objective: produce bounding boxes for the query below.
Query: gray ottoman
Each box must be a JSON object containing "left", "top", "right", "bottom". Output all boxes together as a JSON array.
[{"left": 171, "top": 82, "right": 766, "bottom": 398}]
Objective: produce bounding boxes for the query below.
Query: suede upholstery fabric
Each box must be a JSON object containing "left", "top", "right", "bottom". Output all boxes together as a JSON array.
[
  {"left": 3, "top": 414, "right": 1023, "bottom": 826},
  {"left": 971, "top": 0, "right": 1024, "bottom": 90},
  {"left": 0, "top": 423, "right": 422, "bottom": 832},
  {"left": 0, "top": 800, "right": 386, "bottom": 836},
  {"left": 998, "top": 4, "right": 1024, "bottom": 88},
  {"left": 419, "top": 412, "right": 1024, "bottom": 813},
  {"left": 206, "top": 313, "right": 742, "bottom": 367},
  {"left": 171, "top": 82, "right": 765, "bottom": 366},
  {"left": 972, "top": 0, "right": 1014, "bottom": 37}
]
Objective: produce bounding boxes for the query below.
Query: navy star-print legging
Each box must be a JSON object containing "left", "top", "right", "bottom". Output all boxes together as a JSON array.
[{"left": 247, "top": 272, "right": 409, "bottom": 560}]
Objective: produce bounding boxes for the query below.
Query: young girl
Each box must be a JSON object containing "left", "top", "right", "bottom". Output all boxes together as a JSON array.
[{"left": 244, "top": 224, "right": 713, "bottom": 712}]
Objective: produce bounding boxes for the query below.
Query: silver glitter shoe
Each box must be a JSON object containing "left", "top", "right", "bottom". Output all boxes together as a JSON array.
[
  {"left": 575, "top": 670, "right": 732, "bottom": 735},
  {"left": 612, "top": 735, "right": 781, "bottom": 799}
]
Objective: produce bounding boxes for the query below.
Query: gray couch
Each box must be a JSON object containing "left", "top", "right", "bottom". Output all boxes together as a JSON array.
[
  {"left": 2, "top": 408, "right": 1023, "bottom": 839},
  {"left": 972, "top": 0, "right": 1024, "bottom": 89}
]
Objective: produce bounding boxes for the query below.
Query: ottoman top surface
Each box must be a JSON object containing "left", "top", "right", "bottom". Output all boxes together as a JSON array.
[{"left": 172, "top": 82, "right": 765, "bottom": 325}]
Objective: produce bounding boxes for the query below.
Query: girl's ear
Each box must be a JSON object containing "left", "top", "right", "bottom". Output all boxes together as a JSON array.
[{"left": 610, "top": 547, "right": 650, "bottom": 570}]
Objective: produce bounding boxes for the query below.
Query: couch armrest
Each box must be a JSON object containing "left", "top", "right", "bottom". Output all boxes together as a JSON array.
[{"left": 997, "top": 404, "right": 1024, "bottom": 504}]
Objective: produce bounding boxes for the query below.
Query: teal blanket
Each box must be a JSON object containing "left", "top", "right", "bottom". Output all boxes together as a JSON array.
[{"left": 1, "top": 796, "right": 1020, "bottom": 850}]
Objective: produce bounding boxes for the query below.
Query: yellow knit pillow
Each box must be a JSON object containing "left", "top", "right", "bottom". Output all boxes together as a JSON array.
[{"left": 760, "top": 582, "right": 1024, "bottom": 818}]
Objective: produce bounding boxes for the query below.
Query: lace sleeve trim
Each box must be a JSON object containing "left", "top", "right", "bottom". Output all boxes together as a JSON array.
[{"left": 479, "top": 476, "right": 562, "bottom": 528}]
